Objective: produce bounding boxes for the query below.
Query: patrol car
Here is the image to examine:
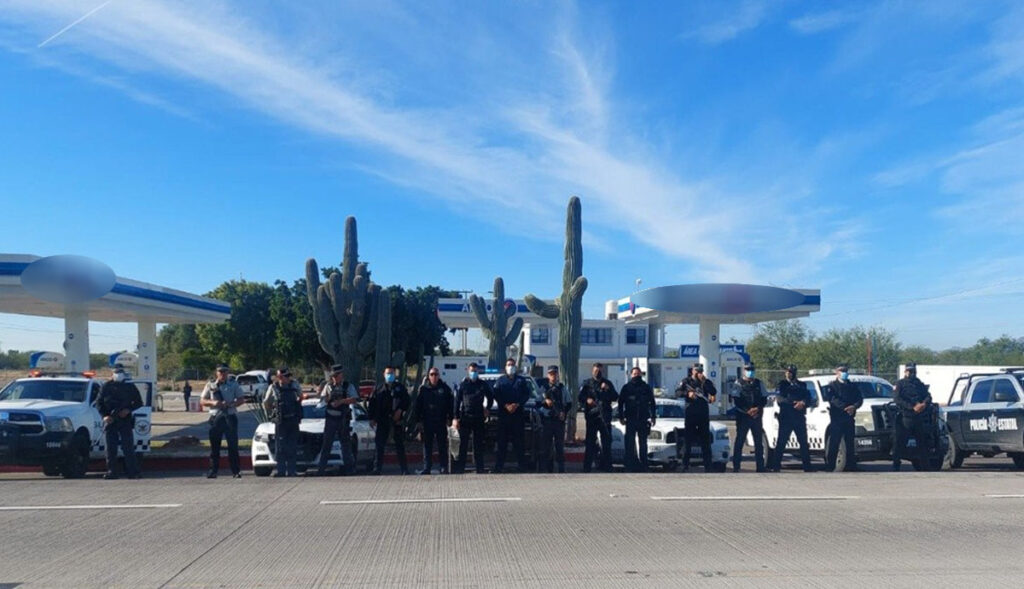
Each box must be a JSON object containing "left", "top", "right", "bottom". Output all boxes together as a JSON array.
[
  {"left": 446, "top": 371, "right": 544, "bottom": 470},
  {"left": 609, "top": 398, "right": 731, "bottom": 471},
  {"left": 759, "top": 373, "right": 901, "bottom": 471},
  {"left": 251, "top": 399, "right": 376, "bottom": 476},
  {"left": 943, "top": 369, "right": 1024, "bottom": 469},
  {"left": 0, "top": 372, "right": 153, "bottom": 477}
]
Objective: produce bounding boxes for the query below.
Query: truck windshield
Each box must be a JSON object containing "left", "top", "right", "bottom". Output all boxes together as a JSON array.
[
  {"left": 0, "top": 380, "right": 88, "bottom": 403},
  {"left": 856, "top": 381, "right": 894, "bottom": 399},
  {"left": 236, "top": 375, "right": 260, "bottom": 386},
  {"left": 656, "top": 404, "right": 686, "bottom": 418}
]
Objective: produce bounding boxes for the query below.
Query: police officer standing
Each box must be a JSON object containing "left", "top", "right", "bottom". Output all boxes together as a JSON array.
[
  {"left": 618, "top": 366, "right": 656, "bottom": 472},
  {"left": 97, "top": 365, "right": 143, "bottom": 480},
  {"left": 825, "top": 365, "right": 863, "bottom": 472},
  {"left": 263, "top": 368, "right": 303, "bottom": 477},
  {"left": 182, "top": 380, "right": 192, "bottom": 412},
  {"left": 369, "top": 365, "right": 410, "bottom": 475},
  {"left": 579, "top": 362, "right": 618, "bottom": 472},
  {"left": 892, "top": 362, "right": 934, "bottom": 471},
  {"left": 453, "top": 362, "right": 492, "bottom": 474},
  {"left": 415, "top": 368, "right": 454, "bottom": 474},
  {"left": 537, "top": 365, "right": 569, "bottom": 473},
  {"left": 492, "top": 359, "right": 531, "bottom": 473},
  {"left": 675, "top": 363, "right": 716, "bottom": 472},
  {"left": 201, "top": 364, "right": 245, "bottom": 479},
  {"left": 771, "top": 365, "right": 814, "bottom": 472},
  {"left": 731, "top": 362, "right": 767, "bottom": 473},
  {"left": 316, "top": 365, "right": 359, "bottom": 476}
]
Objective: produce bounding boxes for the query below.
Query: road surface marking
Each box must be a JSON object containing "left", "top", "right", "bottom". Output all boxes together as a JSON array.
[
  {"left": 320, "top": 497, "right": 522, "bottom": 505},
  {"left": 0, "top": 504, "right": 182, "bottom": 511},
  {"left": 650, "top": 496, "right": 858, "bottom": 501},
  {"left": 985, "top": 494, "right": 1024, "bottom": 499}
]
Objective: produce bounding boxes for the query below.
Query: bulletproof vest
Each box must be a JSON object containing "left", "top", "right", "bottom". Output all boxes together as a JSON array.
[
  {"left": 324, "top": 381, "right": 351, "bottom": 420},
  {"left": 458, "top": 380, "right": 487, "bottom": 418},
  {"left": 778, "top": 379, "right": 808, "bottom": 416},
  {"left": 273, "top": 384, "right": 301, "bottom": 424},
  {"left": 420, "top": 385, "right": 448, "bottom": 422},
  {"left": 539, "top": 382, "right": 565, "bottom": 420},
  {"left": 898, "top": 378, "right": 928, "bottom": 403},
  {"left": 735, "top": 379, "right": 763, "bottom": 410}
]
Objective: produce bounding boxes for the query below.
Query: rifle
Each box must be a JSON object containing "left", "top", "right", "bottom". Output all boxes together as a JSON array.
[{"left": 684, "top": 382, "right": 710, "bottom": 404}]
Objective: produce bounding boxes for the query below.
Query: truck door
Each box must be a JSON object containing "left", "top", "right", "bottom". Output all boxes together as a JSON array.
[
  {"left": 88, "top": 382, "right": 104, "bottom": 453},
  {"left": 962, "top": 380, "right": 994, "bottom": 449},
  {"left": 989, "top": 378, "right": 1023, "bottom": 450},
  {"left": 806, "top": 381, "right": 827, "bottom": 450},
  {"left": 132, "top": 382, "right": 153, "bottom": 454}
]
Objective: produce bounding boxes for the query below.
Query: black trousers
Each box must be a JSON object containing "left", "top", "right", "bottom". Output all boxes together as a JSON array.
[
  {"left": 773, "top": 413, "right": 811, "bottom": 471},
  {"left": 374, "top": 419, "right": 407, "bottom": 472},
  {"left": 275, "top": 421, "right": 300, "bottom": 476},
  {"left": 826, "top": 415, "right": 856, "bottom": 471},
  {"left": 538, "top": 418, "right": 566, "bottom": 473},
  {"left": 893, "top": 414, "right": 932, "bottom": 464},
  {"left": 624, "top": 420, "right": 650, "bottom": 472},
  {"left": 455, "top": 416, "right": 486, "bottom": 473},
  {"left": 318, "top": 417, "right": 349, "bottom": 472},
  {"left": 681, "top": 410, "right": 713, "bottom": 471},
  {"left": 104, "top": 421, "right": 138, "bottom": 476},
  {"left": 583, "top": 416, "right": 612, "bottom": 472},
  {"left": 209, "top": 413, "right": 240, "bottom": 475},
  {"left": 733, "top": 413, "right": 765, "bottom": 471},
  {"left": 494, "top": 414, "right": 526, "bottom": 472},
  {"left": 422, "top": 423, "right": 448, "bottom": 472}
]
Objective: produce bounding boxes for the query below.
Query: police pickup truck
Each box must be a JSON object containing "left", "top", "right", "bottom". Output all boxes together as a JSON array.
[
  {"left": 0, "top": 372, "right": 153, "bottom": 478},
  {"left": 943, "top": 369, "right": 1024, "bottom": 469}
]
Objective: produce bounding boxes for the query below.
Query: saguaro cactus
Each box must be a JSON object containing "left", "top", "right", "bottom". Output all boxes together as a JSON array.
[
  {"left": 305, "top": 216, "right": 378, "bottom": 381},
  {"left": 374, "top": 288, "right": 392, "bottom": 380},
  {"left": 469, "top": 277, "right": 524, "bottom": 369},
  {"left": 524, "top": 196, "right": 588, "bottom": 436}
]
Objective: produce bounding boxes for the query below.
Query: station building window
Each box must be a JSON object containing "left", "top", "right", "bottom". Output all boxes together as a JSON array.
[
  {"left": 531, "top": 326, "right": 550, "bottom": 345},
  {"left": 626, "top": 327, "right": 646, "bottom": 345},
  {"left": 581, "top": 328, "right": 613, "bottom": 345}
]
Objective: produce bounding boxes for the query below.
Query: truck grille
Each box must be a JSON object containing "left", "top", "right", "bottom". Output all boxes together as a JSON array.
[{"left": 1, "top": 412, "right": 44, "bottom": 434}]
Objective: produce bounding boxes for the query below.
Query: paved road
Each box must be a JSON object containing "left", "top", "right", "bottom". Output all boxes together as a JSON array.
[{"left": 2, "top": 460, "right": 1024, "bottom": 588}]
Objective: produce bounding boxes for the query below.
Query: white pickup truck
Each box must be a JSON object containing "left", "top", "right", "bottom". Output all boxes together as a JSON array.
[
  {"left": 236, "top": 370, "right": 271, "bottom": 401},
  {"left": 0, "top": 372, "right": 153, "bottom": 478}
]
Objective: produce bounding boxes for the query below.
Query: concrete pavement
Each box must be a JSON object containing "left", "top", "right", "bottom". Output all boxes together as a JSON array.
[{"left": 1, "top": 464, "right": 1024, "bottom": 587}]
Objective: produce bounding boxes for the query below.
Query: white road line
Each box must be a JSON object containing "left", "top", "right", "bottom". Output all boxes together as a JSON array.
[
  {"left": 320, "top": 497, "right": 522, "bottom": 505},
  {"left": 0, "top": 504, "right": 182, "bottom": 511},
  {"left": 985, "top": 494, "right": 1024, "bottom": 499},
  {"left": 650, "top": 496, "right": 858, "bottom": 501}
]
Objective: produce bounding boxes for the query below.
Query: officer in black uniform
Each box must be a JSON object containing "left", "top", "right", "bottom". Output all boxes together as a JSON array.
[
  {"left": 453, "top": 362, "right": 492, "bottom": 474},
  {"left": 675, "top": 363, "right": 717, "bottom": 472},
  {"left": 731, "top": 362, "right": 767, "bottom": 473},
  {"left": 618, "top": 366, "right": 656, "bottom": 472},
  {"left": 892, "top": 362, "right": 934, "bottom": 471},
  {"left": 492, "top": 358, "right": 531, "bottom": 473},
  {"left": 415, "top": 368, "right": 454, "bottom": 474},
  {"left": 771, "top": 364, "right": 814, "bottom": 472},
  {"left": 316, "top": 364, "right": 359, "bottom": 476},
  {"left": 537, "top": 365, "right": 569, "bottom": 473},
  {"left": 369, "top": 365, "right": 410, "bottom": 475},
  {"left": 578, "top": 362, "right": 618, "bottom": 472},
  {"left": 263, "top": 368, "right": 303, "bottom": 477},
  {"left": 97, "top": 365, "right": 143, "bottom": 480},
  {"left": 825, "top": 365, "right": 863, "bottom": 472}
]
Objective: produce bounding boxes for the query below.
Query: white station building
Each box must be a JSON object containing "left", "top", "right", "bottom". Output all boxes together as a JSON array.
[
  {"left": 0, "top": 254, "right": 230, "bottom": 380},
  {"left": 437, "top": 284, "right": 820, "bottom": 411}
]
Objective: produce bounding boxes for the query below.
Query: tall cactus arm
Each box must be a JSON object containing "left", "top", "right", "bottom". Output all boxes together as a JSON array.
[
  {"left": 359, "top": 285, "right": 380, "bottom": 357},
  {"left": 341, "top": 216, "right": 359, "bottom": 289},
  {"left": 569, "top": 276, "right": 588, "bottom": 301},
  {"left": 524, "top": 294, "right": 560, "bottom": 319},
  {"left": 316, "top": 286, "right": 340, "bottom": 357},
  {"left": 305, "top": 259, "right": 322, "bottom": 305},
  {"left": 504, "top": 317, "right": 524, "bottom": 347},
  {"left": 469, "top": 294, "right": 493, "bottom": 333},
  {"left": 327, "top": 273, "right": 348, "bottom": 331},
  {"left": 349, "top": 265, "right": 370, "bottom": 339}
]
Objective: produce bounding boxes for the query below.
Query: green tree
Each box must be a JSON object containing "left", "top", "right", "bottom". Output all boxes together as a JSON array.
[
  {"left": 269, "top": 278, "right": 332, "bottom": 370},
  {"left": 747, "top": 320, "right": 811, "bottom": 370},
  {"left": 197, "top": 280, "right": 277, "bottom": 369}
]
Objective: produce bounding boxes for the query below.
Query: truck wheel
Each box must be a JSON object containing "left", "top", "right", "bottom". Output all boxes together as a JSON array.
[
  {"left": 944, "top": 436, "right": 964, "bottom": 470},
  {"left": 663, "top": 461, "right": 679, "bottom": 472},
  {"left": 763, "top": 433, "right": 775, "bottom": 468},
  {"left": 825, "top": 435, "right": 849, "bottom": 472},
  {"left": 1011, "top": 453, "right": 1024, "bottom": 470},
  {"left": 61, "top": 435, "right": 90, "bottom": 479},
  {"left": 254, "top": 466, "right": 272, "bottom": 477},
  {"left": 42, "top": 462, "right": 62, "bottom": 477}
]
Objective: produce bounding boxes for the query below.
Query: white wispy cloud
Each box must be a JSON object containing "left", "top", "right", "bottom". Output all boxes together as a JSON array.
[
  {"left": 0, "top": 0, "right": 853, "bottom": 284},
  {"left": 679, "top": 0, "right": 769, "bottom": 45},
  {"left": 789, "top": 10, "right": 856, "bottom": 35}
]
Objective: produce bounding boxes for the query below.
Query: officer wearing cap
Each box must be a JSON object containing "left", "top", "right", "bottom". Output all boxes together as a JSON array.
[
  {"left": 537, "top": 365, "right": 570, "bottom": 473},
  {"left": 317, "top": 364, "right": 359, "bottom": 476},
  {"left": 771, "top": 364, "right": 814, "bottom": 472},
  {"left": 200, "top": 364, "right": 245, "bottom": 478},
  {"left": 453, "top": 362, "right": 493, "bottom": 474},
  {"left": 675, "top": 363, "right": 717, "bottom": 472},
  {"left": 731, "top": 362, "right": 767, "bottom": 472},
  {"left": 97, "top": 365, "right": 143, "bottom": 479},
  {"left": 892, "top": 362, "right": 934, "bottom": 471},
  {"left": 263, "top": 367, "right": 303, "bottom": 477},
  {"left": 415, "top": 366, "right": 454, "bottom": 474},
  {"left": 578, "top": 362, "right": 618, "bottom": 473},
  {"left": 825, "top": 364, "right": 863, "bottom": 472}
]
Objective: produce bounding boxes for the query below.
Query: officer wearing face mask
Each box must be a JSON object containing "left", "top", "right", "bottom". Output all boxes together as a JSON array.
[
  {"left": 771, "top": 364, "right": 814, "bottom": 472},
  {"left": 675, "top": 363, "right": 716, "bottom": 472},
  {"left": 97, "top": 365, "right": 143, "bottom": 480},
  {"left": 618, "top": 366, "right": 656, "bottom": 472},
  {"left": 892, "top": 362, "right": 933, "bottom": 472},
  {"left": 579, "top": 362, "right": 618, "bottom": 472},
  {"left": 825, "top": 364, "right": 863, "bottom": 472},
  {"left": 731, "top": 362, "right": 767, "bottom": 473},
  {"left": 492, "top": 358, "right": 530, "bottom": 473},
  {"left": 453, "top": 362, "right": 493, "bottom": 474},
  {"left": 369, "top": 365, "right": 410, "bottom": 475}
]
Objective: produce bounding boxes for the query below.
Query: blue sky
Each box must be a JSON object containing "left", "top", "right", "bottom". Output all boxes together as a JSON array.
[{"left": 1, "top": 0, "right": 1022, "bottom": 355}]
